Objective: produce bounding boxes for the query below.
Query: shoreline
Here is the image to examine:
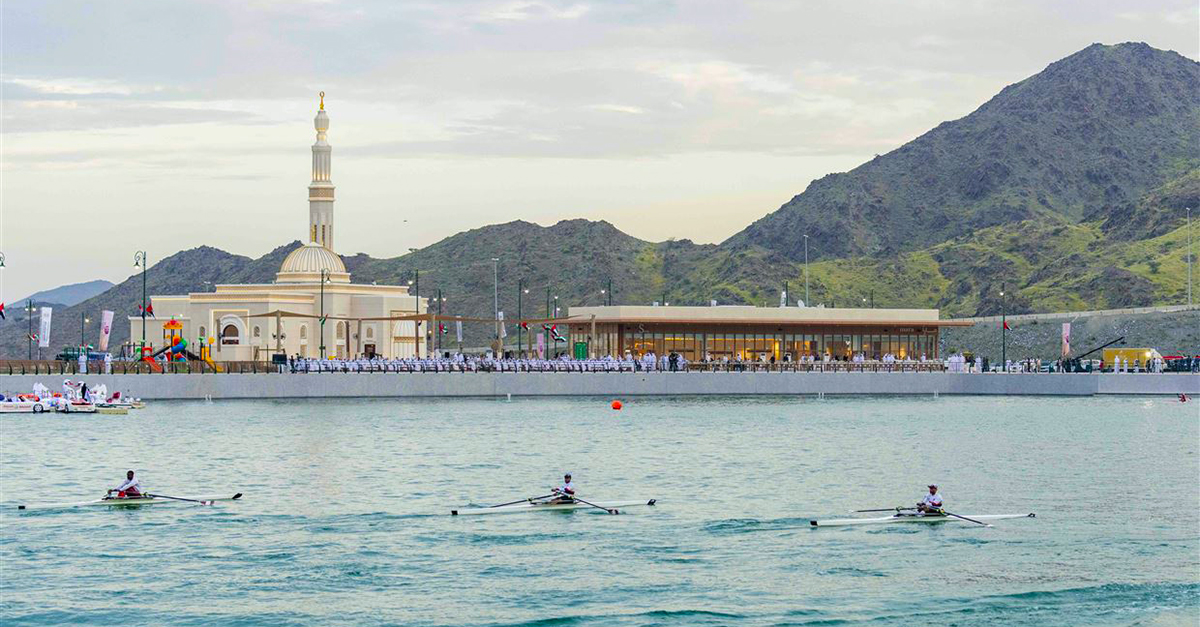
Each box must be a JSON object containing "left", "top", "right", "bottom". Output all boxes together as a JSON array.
[{"left": 2, "top": 372, "right": 1195, "bottom": 400}]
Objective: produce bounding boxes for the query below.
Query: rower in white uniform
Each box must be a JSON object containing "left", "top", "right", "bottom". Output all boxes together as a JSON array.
[
  {"left": 551, "top": 473, "right": 575, "bottom": 503},
  {"left": 916, "top": 484, "right": 943, "bottom": 514},
  {"left": 108, "top": 470, "right": 143, "bottom": 498}
]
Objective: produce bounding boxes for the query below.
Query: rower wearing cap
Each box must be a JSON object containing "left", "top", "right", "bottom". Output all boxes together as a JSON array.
[
  {"left": 917, "top": 484, "right": 943, "bottom": 514},
  {"left": 108, "top": 470, "right": 143, "bottom": 499},
  {"left": 551, "top": 473, "right": 576, "bottom": 503}
]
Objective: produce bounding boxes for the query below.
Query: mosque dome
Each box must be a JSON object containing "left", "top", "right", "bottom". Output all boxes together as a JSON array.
[{"left": 276, "top": 242, "right": 350, "bottom": 284}]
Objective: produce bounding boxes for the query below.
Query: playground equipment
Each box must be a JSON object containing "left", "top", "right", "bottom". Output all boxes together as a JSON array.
[{"left": 143, "top": 319, "right": 222, "bottom": 371}]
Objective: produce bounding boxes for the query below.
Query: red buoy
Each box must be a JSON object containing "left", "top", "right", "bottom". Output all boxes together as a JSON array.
[{"left": 611, "top": 400, "right": 623, "bottom": 410}]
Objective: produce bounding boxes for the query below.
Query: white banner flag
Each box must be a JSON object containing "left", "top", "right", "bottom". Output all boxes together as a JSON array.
[
  {"left": 498, "top": 311, "right": 507, "bottom": 338},
  {"left": 38, "top": 307, "right": 53, "bottom": 348},
  {"left": 1061, "top": 322, "right": 1071, "bottom": 358},
  {"left": 455, "top": 320, "right": 463, "bottom": 344},
  {"left": 98, "top": 310, "right": 114, "bottom": 351},
  {"left": 536, "top": 332, "right": 545, "bottom": 359}
]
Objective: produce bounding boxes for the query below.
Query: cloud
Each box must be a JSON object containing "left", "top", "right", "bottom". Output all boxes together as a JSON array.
[{"left": 471, "top": 1, "right": 591, "bottom": 22}]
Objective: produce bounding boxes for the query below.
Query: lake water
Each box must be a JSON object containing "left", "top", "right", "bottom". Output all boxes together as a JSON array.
[{"left": 2, "top": 395, "right": 1197, "bottom": 626}]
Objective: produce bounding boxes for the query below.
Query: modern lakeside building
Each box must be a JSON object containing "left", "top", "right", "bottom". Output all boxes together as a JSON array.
[
  {"left": 564, "top": 305, "right": 971, "bottom": 362},
  {"left": 127, "top": 94, "right": 428, "bottom": 362}
]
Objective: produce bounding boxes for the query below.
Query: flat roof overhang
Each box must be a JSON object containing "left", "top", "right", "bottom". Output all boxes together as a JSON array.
[{"left": 568, "top": 317, "right": 973, "bottom": 327}]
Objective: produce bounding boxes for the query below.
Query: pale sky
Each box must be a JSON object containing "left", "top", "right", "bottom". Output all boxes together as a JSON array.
[{"left": 2, "top": 0, "right": 1197, "bottom": 300}]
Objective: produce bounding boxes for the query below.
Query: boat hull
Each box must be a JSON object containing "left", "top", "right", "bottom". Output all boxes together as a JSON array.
[
  {"left": 810, "top": 513, "right": 1035, "bottom": 527},
  {"left": 452, "top": 499, "right": 656, "bottom": 516},
  {"left": 17, "top": 494, "right": 242, "bottom": 511}
]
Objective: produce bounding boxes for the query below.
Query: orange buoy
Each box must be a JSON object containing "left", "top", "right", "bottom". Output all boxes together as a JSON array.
[{"left": 611, "top": 400, "right": 623, "bottom": 410}]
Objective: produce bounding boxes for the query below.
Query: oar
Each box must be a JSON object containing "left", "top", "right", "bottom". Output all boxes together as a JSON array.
[
  {"left": 940, "top": 510, "right": 992, "bottom": 527},
  {"left": 489, "top": 493, "right": 556, "bottom": 508},
  {"left": 570, "top": 496, "right": 620, "bottom": 515},
  {"left": 853, "top": 507, "right": 917, "bottom": 513},
  {"left": 146, "top": 493, "right": 242, "bottom": 506}
]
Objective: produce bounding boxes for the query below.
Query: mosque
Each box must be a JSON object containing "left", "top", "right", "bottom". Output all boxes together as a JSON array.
[{"left": 128, "top": 94, "right": 428, "bottom": 362}]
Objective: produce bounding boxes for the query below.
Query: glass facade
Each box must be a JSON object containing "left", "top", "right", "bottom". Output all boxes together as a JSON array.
[{"left": 568, "top": 323, "right": 941, "bottom": 361}]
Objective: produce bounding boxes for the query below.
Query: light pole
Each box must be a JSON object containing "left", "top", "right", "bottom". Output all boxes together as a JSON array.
[
  {"left": 319, "top": 268, "right": 330, "bottom": 358},
  {"left": 1187, "top": 206, "right": 1192, "bottom": 308},
  {"left": 606, "top": 278, "right": 613, "bottom": 306},
  {"left": 545, "top": 286, "right": 551, "bottom": 357},
  {"left": 803, "top": 234, "right": 809, "bottom": 306},
  {"left": 134, "top": 251, "right": 148, "bottom": 349},
  {"left": 81, "top": 313, "right": 90, "bottom": 349},
  {"left": 517, "top": 279, "right": 524, "bottom": 354},
  {"left": 492, "top": 258, "right": 500, "bottom": 353},
  {"left": 1000, "top": 283, "right": 1007, "bottom": 370},
  {"left": 26, "top": 300, "right": 35, "bottom": 359}
]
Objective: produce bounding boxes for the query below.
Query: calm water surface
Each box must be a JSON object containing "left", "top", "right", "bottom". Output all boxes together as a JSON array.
[{"left": 2, "top": 395, "right": 1197, "bottom": 626}]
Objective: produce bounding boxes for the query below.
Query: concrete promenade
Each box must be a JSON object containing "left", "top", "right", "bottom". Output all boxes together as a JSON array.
[{"left": 2, "top": 372, "right": 1196, "bottom": 399}]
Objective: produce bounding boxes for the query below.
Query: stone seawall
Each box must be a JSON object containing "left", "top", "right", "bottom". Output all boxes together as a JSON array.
[{"left": 2, "top": 372, "right": 1196, "bottom": 400}]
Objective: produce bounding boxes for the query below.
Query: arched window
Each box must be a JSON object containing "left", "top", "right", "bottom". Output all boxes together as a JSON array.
[
  {"left": 198, "top": 326, "right": 206, "bottom": 339},
  {"left": 299, "top": 325, "right": 308, "bottom": 340},
  {"left": 365, "top": 326, "right": 375, "bottom": 340},
  {"left": 222, "top": 325, "right": 240, "bottom": 345},
  {"left": 253, "top": 326, "right": 261, "bottom": 338},
  {"left": 336, "top": 324, "right": 345, "bottom": 339}
]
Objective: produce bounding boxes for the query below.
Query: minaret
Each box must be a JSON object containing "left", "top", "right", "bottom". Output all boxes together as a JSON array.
[{"left": 308, "top": 91, "right": 335, "bottom": 250}]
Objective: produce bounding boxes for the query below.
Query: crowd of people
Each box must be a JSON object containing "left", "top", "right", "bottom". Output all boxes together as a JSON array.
[{"left": 284, "top": 350, "right": 950, "bottom": 373}]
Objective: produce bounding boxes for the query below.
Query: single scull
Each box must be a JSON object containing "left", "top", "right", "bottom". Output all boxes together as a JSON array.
[
  {"left": 452, "top": 498, "right": 656, "bottom": 516},
  {"left": 17, "top": 493, "right": 243, "bottom": 511},
  {"left": 810, "top": 512, "right": 1034, "bottom": 527}
]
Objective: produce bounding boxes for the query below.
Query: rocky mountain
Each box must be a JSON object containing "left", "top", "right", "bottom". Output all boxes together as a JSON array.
[
  {"left": 16, "top": 280, "right": 115, "bottom": 307},
  {"left": 724, "top": 42, "right": 1199, "bottom": 261},
  {"left": 1, "top": 42, "right": 1196, "bottom": 357}
]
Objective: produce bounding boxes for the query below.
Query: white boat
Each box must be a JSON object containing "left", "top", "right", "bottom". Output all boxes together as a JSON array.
[
  {"left": 57, "top": 401, "right": 97, "bottom": 414},
  {"left": 95, "top": 404, "right": 131, "bottom": 415},
  {"left": 810, "top": 512, "right": 1035, "bottom": 527},
  {"left": 0, "top": 399, "right": 54, "bottom": 414},
  {"left": 17, "top": 493, "right": 242, "bottom": 511},
  {"left": 452, "top": 498, "right": 657, "bottom": 516}
]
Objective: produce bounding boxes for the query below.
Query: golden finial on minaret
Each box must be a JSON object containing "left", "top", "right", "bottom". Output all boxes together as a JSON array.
[{"left": 319, "top": 91, "right": 325, "bottom": 110}]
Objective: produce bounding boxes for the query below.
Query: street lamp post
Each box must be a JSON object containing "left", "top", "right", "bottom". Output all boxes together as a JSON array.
[
  {"left": 80, "top": 312, "right": 90, "bottom": 349},
  {"left": 491, "top": 258, "right": 500, "bottom": 354},
  {"left": 134, "top": 251, "right": 148, "bottom": 349},
  {"left": 1187, "top": 206, "right": 1193, "bottom": 308},
  {"left": 606, "top": 278, "right": 613, "bottom": 306},
  {"left": 517, "top": 279, "right": 524, "bottom": 355},
  {"left": 27, "top": 300, "right": 35, "bottom": 359},
  {"left": 803, "top": 234, "right": 809, "bottom": 306},
  {"left": 1000, "top": 283, "right": 1007, "bottom": 371},
  {"left": 319, "top": 269, "right": 330, "bottom": 359}
]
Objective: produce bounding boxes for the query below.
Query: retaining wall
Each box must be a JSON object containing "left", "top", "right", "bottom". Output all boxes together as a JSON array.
[{"left": 2, "top": 372, "right": 1196, "bottom": 400}]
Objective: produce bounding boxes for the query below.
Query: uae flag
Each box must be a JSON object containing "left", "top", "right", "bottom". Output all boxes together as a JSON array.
[
  {"left": 439, "top": 323, "right": 448, "bottom": 335},
  {"left": 0, "top": 302, "right": 5, "bottom": 320},
  {"left": 1002, "top": 320, "right": 1010, "bottom": 330},
  {"left": 139, "top": 303, "right": 156, "bottom": 317},
  {"left": 543, "top": 324, "right": 566, "bottom": 342}
]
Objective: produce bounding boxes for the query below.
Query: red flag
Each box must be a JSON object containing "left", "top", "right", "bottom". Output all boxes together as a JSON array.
[
  {"left": 439, "top": 323, "right": 448, "bottom": 334},
  {"left": 1003, "top": 320, "right": 1010, "bottom": 330},
  {"left": 0, "top": 302, "right": 5, "bottom": 320},
  {"left": 520, "top": 322, "right": 529, "bottom": 330},
  {"left": 146, "top": 303, "right": 155, "bottom": 317}
]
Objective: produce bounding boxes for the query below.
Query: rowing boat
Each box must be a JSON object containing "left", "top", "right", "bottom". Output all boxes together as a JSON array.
[
  {"left": 810, "top": 512, "right": 1034, "bottom": 527},
  {"left": 451, "top": 499, "right": 656, "bottom": 516},
  {"left": 17, "top": 493, "right": 243, "bottom": 511}
]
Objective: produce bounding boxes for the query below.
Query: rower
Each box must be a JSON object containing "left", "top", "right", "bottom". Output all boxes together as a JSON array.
[
  {"left": 108, "top": 470, "right": 143, "bottom": 499},
  {"left": 551, "top": 473, "right": 575, "bottom": 503},
  {"left": 916, "top": 484, "right": 943, "bottom": 514}
]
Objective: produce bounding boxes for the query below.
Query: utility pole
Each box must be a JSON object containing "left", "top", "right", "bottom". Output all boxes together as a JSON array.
[
  {"left": 1187, "top": 207, "right": 1193, "bottom": 308},
  {"left": 607, "top": 278, "right": 613, "bottom": 306},
  {"left": 803, "top": 235, "right": 809, "bottom": 306},
  {"left": 80, "top": 312, "right": 89, "bottom": 349},
  {"left": 414, "top": 269, "right": 420, "bottom": 358},
  {"left": 436, "top": 289, "right": 443, "bottom": 355}
]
